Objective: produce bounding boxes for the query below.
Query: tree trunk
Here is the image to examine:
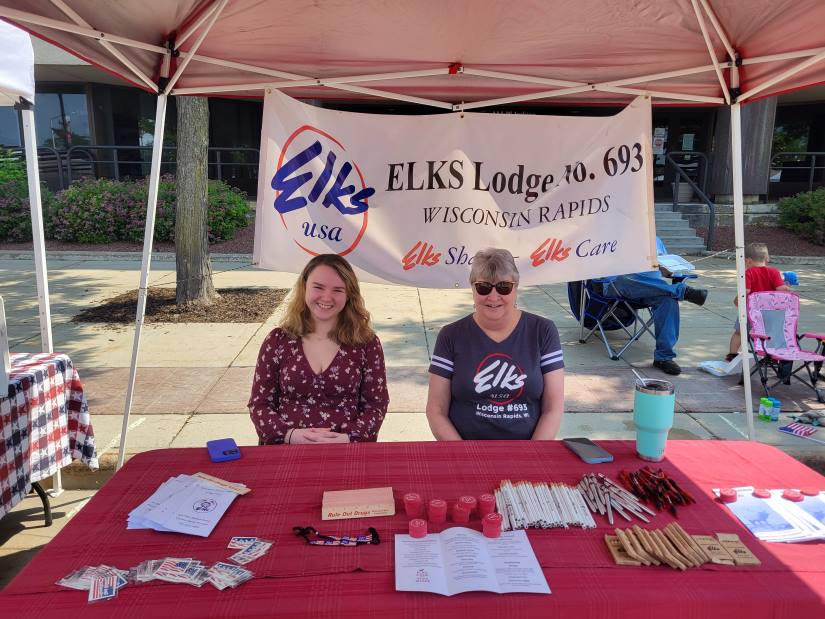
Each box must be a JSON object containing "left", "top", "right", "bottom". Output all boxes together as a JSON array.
[{"left": 175, "top": 96, "right": 218, "bottom": 306}]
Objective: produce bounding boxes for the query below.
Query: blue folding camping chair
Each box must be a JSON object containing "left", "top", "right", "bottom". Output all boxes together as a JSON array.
[{"left": 567, "top": 278, "right": 656, "bottom": 361}]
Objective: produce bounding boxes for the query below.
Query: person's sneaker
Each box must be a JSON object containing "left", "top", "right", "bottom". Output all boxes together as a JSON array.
[
  {"left": 683, "top": 287, "right": 708, "bottom": 306},
  {"left": 653, "top": 359, "right": 682, "bottom": 375}
]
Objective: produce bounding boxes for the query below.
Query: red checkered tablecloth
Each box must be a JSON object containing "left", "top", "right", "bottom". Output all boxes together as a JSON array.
[
  {"left": 1, "top": 441, "right": 824, "bottom": 618},
  {"left": 0, "top": 353, "right": 97, "bottom": 519}
]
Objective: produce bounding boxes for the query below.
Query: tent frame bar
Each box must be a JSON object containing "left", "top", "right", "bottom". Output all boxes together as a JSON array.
[
  {"left": 697, "top": 0, "right": 736, "bottom": 61},
  {"left": 163, "top": 0, "right": 228, "bottom": 95},
  {"left": 116, "top": 92, "right": 168, "bottom": 470},
  {"left": 20, "top": 100, "right": 62, "bottom": 492},
  {"left": 4, "top": 4, "right": 825, "bottom": 105},
  {"left": 176, "top": 0, "right": 223, "bottom": 48},
  {"left": 323, "top": 82, "right": 454, "bottom": 109},
  {"left": 739, "top": 47, "right": 825, "bottom": 102},
  {"left": 0, "top": 6, "right": 167, "bottom": 53},
  {"left": 462, "top": 67, "right": 583, "bottom": 88},
  {"left": 690, "top": 0, "right": 730, "bottom": 104},
  {"left": 48, "top": 0, "right": 158, "bottom": 92}
]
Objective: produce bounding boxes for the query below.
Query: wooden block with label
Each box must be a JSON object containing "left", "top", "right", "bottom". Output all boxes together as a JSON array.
[
  {"left": 692, "top": 535, "right": 735, "bottom": 565},
  {"left": 604, "top": 535, "right": 642, "bottom": 566},
  {"left": 322, "top": 486, "right": 395, "bottom": 520},
  {"left": 716, "top": 533, "right": 761, "bottom": 566}
]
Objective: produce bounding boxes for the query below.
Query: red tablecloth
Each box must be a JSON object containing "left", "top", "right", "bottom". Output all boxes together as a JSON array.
[
  {"left": 0, "top": 353, "right": 97, "bottom": 519},
  {"left": 0, "top": 440, "right": 823, "bottom": 617}
]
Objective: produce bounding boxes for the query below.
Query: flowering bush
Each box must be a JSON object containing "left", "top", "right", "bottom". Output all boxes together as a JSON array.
[{"left": 44, "top": 175, "right": 250, "bottom": 243}]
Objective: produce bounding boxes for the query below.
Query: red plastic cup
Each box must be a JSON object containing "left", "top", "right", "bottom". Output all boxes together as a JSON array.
[
  {"left": 800, "top": 487, "right": 819, "bottom": 497},
  {"left": 782, "top": 489, "right": 803, "bottom": 502},
  {"left": 483, "top": 512, "right": 503, "bottom": 538},
  {"left": 458, "top": 495, "right": 477, "bottom": 516},
  {"left": 409, "top": 518, "right": 428, "bottom": 538},
  {"left": 719, "top": 488, "right": 737, "bottom": 503},
  {"left": 478, "top": 493, "right": 496, "bottom": 517},
  {"left": 752, "top": 488, "right": 771, "bottom": 499},
  {"left": 428, "top": 498, "right": 447, "bottom": 523},
  {"left": 452, "top": 503, "right": 470, "bottom": 523},
  {"left": 404, "top": 492, "right": 423, "bottom": 518}
]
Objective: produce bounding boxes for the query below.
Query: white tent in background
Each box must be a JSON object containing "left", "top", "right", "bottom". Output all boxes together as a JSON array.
[
  {"left": 3, "top": 0, "right": 825, "bottom": 466},
  {"left": 0, "top": 19, "right": 52, "bottom": 356},
  {"left": 0, "top": 19, "right": 56, "bottom": 486}
]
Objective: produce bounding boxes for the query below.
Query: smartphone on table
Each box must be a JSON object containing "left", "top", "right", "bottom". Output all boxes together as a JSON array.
[
  {"left": 562, "top": 437, "right": 613, "bottom": 464},
  {"left": 207, "top": 438, "right": 242, "bottom": 462}
]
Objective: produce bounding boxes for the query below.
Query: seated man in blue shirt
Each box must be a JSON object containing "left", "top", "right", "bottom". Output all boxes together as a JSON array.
[{"left": 611, "top": 237, "right": 708, "bottom": 376}]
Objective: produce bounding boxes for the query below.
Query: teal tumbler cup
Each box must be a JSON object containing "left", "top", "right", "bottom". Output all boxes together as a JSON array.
[{"left": 633, "top": 379, "right": 676, "bottom": 462}]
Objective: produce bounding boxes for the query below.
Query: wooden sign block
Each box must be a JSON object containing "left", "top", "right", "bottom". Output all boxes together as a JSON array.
[
  {"left": 322, "top": 486, "right": 395, "bottom": 520},
  {"left": 716, "top": 533, "right": 761, "bottom": 566},
  {"left": 604, "top": 535, "right": 641, "bottom": 566},
  {"left": 691, "top": 535, "right": 735, "bottom": 565}
]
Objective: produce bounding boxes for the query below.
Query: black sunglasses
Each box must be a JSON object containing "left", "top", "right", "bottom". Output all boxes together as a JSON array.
[{"left": 473, "top": 281, "right": 515, "bottom": 296}]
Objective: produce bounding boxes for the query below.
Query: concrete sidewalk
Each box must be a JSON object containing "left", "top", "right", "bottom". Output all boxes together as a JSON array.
[{"left": 2, "top": 251, "right": 825, "bottom": 480}]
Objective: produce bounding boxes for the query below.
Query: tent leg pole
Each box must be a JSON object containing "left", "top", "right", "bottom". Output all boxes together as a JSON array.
[
  {"left": 117, "top": 93, "right": 168, "bottom": 470},
  {"left": 21, "top": 106, "right": 52, "bottom": 354},
  {"left": 23, "top": 105, "right": 62, "bottom": 495},
  {"left": 731, "top": 102, "right": 755, "bottom": 440}
]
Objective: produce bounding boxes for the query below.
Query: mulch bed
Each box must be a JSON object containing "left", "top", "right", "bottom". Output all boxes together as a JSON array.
[
  {"left": 72, "top": 286, "right": 287, "bottom": 324},
  {"left": 696, "top": 225, "right": 825, "bottom": 257}
]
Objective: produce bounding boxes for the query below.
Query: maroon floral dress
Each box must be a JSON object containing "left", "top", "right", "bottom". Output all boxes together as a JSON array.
[{"left": 248, "top": 328, "right": 389, "bottom": 444}]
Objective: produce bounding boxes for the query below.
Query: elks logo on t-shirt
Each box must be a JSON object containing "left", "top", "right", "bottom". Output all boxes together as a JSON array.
[{"left": 473, "top": 353, "right": 527, "bottom": 405}]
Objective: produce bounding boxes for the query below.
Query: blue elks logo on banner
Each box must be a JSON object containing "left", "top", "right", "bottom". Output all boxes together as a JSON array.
[{"left": 272, "top": 125, "right": 375, "bottom": 256}]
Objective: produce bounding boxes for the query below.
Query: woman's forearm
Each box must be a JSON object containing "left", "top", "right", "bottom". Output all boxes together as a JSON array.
[
  {"left": 428, "top": 414, "right": 463, "bottom": 440},
  {"left": 531, "top": 406, "right": 563, "bottom": 440}
]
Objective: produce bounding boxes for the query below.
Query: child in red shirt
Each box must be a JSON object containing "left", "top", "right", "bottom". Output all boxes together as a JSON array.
[{"left": 726, "top": 242, "right": 791, "bottom": 360}]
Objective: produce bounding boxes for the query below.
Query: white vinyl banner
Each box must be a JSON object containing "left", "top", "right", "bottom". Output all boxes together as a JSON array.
[{"left": 254, "top": 92, "right": 657, "bottom": 287}]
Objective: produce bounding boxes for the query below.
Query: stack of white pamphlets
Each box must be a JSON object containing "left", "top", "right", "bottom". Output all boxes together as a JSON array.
[
  {"left": 716, "top": 487, "right": 825, "bottom": 543},
  {"left": 128, "top": 474, "right": 245, "bottom": 537}
]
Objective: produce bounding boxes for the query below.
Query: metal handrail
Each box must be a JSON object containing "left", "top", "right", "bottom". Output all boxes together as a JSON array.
[
  {"left": 6, "top": 145, "right": 66, "bottom": 189},
  {"left": 769, "top": 151, "right": 825, "bottom": 193},
  {"left": 64, "top": 144, "right": 259, "bottom": 185},
  {"left": 665, "top": 151, "right": 716, "bottom": 251}
]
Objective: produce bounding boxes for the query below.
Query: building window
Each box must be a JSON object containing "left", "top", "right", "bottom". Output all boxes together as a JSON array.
[
  {"left": 0, "top": 107, "right": 21, "bottom": 147},
  {"left": 34, "top": 91, "right": 90, "bottom": 150}
]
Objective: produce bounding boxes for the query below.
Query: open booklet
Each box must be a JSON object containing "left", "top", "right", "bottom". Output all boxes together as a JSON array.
[
  {"left": 657, "top": 253, "right": 696, "bottom": 278},
  {"left": 395, "top": 527, "right": 550, "bottom": 596}
]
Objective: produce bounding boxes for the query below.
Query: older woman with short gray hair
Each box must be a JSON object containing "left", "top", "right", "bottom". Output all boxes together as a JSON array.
[{"left": 426, "top": 248, "right": 565, "bottom": 440}]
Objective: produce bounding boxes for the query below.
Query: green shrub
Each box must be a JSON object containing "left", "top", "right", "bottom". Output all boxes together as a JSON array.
[
  {"left": 0, "top": 150, "right": 26, "bottom": 184},
  {"left": 206, "top": 180, "right": 251, "bottom": 241},
  {"left": 0, "top": 152, "right": 57, "bottom": 242},
  {"left": 777, "top": 188, "right": 825, "bottom": 246},
  {"left": 45, "top": 175, "right": 250, "bottom": 244}
]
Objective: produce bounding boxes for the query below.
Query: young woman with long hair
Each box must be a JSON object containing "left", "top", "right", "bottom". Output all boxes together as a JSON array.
[{"left": 248, "top": 254, "right": 389, "bottom": 444}]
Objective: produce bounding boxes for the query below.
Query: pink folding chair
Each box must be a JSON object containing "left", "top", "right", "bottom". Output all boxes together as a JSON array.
[{"left": 747, "top": 291, "right": 825, "bottom": 403}]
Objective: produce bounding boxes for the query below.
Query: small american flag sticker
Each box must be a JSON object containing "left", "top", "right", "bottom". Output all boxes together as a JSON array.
[{"left": 778, "top": 423, "right": 818, "bottom": 438}]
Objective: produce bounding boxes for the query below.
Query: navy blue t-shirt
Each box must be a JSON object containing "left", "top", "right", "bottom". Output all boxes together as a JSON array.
[{"left": 428, "top": 312, "right": 564, "bottom": 440}]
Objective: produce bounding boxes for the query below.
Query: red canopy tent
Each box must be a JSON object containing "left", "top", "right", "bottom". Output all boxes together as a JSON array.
[{"left": 2, "top": 0, "right": 825, "bottom": 463}]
